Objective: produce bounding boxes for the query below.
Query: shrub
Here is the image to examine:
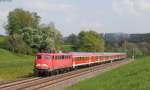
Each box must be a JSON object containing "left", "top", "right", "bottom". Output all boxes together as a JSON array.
[{"left": 1, "top": 35, "right": 33, "bottom": 55}]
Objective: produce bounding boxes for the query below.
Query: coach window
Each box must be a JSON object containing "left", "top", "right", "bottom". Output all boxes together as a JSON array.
[
  {"left": 59, "top": 56, "right": 62, "bottom": 60},
  {"left": 99, "top": 56, "right": 101, "bottom": 59},
  {"left": 52, "top": 56, "right": 54, "bottom": 59},
  {"left": 68, "top": 55, "right": 70, "bottom": 59},
  {"left": 85, "top": 57, "right": 87, "bottom": 60},
  {"left": 77, "top": 57, "right": 80, "bottom": 60},
  {"left": 79, "top": 57, "right": 81, "bottom": 61},
  {"left": 64, "top": 55, "right": 66, "bottom": 59},
  {"left": 78, "top": 57, "right": 80, "bottom": 61},
  {"left": 54, "top": 56, "right": 57, "bottom": 60},
  {"left": 79, "top": 57, "right": 81, "bottom": 60},
  {"left": 60, "top": 56, "right": 63, "bottom": 60},
  {"left": 75, "top": 57, "right": 77, "bottom": 60},
  {"left": 75, "top": 57, "right": 79, "bottom": 61},
  {"left": 96, "top": 56, "right": 98, "bottom": 59},
  {"left": 82, "top": 57, "right": 84, "bottom": 60},
  {"left": 87, "top": 57, "right": 89, "bottom": 60},
  {"left": 81, "top": 57, "right": 84, "bottom": 60},
  {"left": 75, "top": 57, "right": 77, "bottom": 61},
  {"left": 86, "top": 57, "right": 88, "bottom": 60},
  {"left": 62, "top": 55, "right": 65, "bottom": 59},
  {"left": 55, "top": 56, "right": 57, "bottom": 60},
  {"left": 81, "top": 57, "right": 83, "bottom": 60},
  {"left": 55, "top": 56, "right": 59, "bottom": 60},
  {"left": 67, "top": 55, "right": 69, "bottom": 59}
]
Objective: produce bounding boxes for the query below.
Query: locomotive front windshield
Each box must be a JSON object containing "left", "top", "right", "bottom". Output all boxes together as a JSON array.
[{"left": 36, "top": 55, "right": 51, "bottom": 60}]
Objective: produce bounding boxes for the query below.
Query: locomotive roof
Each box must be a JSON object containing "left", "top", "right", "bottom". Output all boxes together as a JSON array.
[{"left": 36, "top": 52, "right": 72, "bottom": 56}]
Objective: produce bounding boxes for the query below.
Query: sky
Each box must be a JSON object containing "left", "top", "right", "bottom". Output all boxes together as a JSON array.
[{"left": 0, "top": 0, "right": 150, "bottom": 36}]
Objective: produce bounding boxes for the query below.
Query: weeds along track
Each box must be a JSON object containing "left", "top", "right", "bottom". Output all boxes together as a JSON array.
[{"left": 0, "top": 59, "right": 131, "bottom": 90}]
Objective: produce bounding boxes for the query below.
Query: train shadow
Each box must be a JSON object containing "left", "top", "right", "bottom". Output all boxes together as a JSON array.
[{"left": 18, "top": 73, "right": 35, "bottom": 79}]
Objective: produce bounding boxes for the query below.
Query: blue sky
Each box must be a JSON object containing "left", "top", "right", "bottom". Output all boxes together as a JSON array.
[{"left": 0, "top": 0, "right": 150, "bottom": 36}]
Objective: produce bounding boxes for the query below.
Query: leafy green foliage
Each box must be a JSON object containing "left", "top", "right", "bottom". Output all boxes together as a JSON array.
[
  {"left": 0, "top": 35, "right": 5, "bottom": 42},
  {"left": 78, "top": 31, "right": 104, "bottom": 52},
  {"left": 5, "top": 8, "right": 40, "bottom": 35},
  {"left": 3, "top": 8, "right": 62, "bottom": 54},
  {"left": 63, "top": 34, "right": 79, "bottom": 51},
  {"left": 66, "top": 57, "right": 150, "bottom": 90},
  {"left": 62, "top": 45, "right": 74, "bottom": 51},
  {"left": 0, "top": 35, "right": 6, "bottom": 48},
  {"left": 2, "top": 35, "right": 33, "bottom": 54},
  {"left": 63, "top": 31, "right": 105, "bottom": 52}
]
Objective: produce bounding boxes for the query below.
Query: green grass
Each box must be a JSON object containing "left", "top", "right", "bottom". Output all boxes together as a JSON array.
[
  {"left": 0, "top": 35, "right": 5, "bottom": 43},
  {"left": 0, "top": 48, "right": 34, "bottom": 81},
  {"left": 66, "top": 56, "right": 150, "bottom": 90}
]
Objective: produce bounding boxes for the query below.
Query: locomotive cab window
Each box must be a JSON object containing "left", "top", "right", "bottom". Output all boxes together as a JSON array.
[
  {"left": 36, "top": 55, "right": 42, "bottom": 59},
  {"left": 43, "top": 55, "right": 51, "bottom": 60},
  {"left": 36, "top": 55, "right": 51, "bottom": 60}
]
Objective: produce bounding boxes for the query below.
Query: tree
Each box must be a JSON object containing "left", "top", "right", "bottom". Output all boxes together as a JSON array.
[
  {"left": 104, "top": 33, "right": 129, "bottom": 52},
  {"left": 77, "top": 31, "right": 104, "bottom": 52},
  {"left": 138, "top": 42, "right": 150, "bottom": 56},
  {"left": 22, "top": 24, "right": 62, "bottom": 52},
  {"left": 63, "top": 34, "right": 79, "bottom": 51},
  {"left": 5, "top": 8, "right": 40, "bottom": 35},
  {"left": 125, "top": 42, "right": 143, "bottom": 58},
  {"left": 4, "top": 8, "right": 63, "bottom": 54},
  {"left": 2, "top": 34, "right": 32, "bottom": 54}
]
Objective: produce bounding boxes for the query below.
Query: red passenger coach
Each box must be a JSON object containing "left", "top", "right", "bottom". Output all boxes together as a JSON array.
[
  {"left": 34, "top": 52, "right": 127, "bottom": 76},
  {"left": 71, "top": 53, "right": 92, "bottom": 67}
]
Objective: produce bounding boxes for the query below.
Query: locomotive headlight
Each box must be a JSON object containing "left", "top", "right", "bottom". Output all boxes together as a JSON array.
[
  {"left": 41, "top": 64, "right": 48, "bottom": 66},
  {"left": 36, "top": 64, "right": 41, "bottom": 66},
  {"left": 36, "top": 64, "right": 48, "bottom": 67}
]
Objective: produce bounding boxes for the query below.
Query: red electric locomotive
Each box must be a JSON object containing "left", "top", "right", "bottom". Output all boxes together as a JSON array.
[
  {"left": 34, "top": 52, "right": 127, "bottom": 76},
  {"left": 34, "top": 52, "right": 72, "bottom": 75}
]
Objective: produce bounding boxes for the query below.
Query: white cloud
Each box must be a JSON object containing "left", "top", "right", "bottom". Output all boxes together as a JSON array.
[
  {"left": 80, "top": 21, "right": 106, "bottom": 33},
  {"left": 25, "top": 0, "right": 74, "bottom": 13},
  {"left": 112, "top": 0, "right": 150, "bottom": 16},
  {"left": 0, "top": 10, "right": 8, "bottom": 35},
  {"left": 65, "top": 16, "right": 74, "bottom": 24},
  {"left": 0, "top": 10, "right": 8, "bottom": 17}
]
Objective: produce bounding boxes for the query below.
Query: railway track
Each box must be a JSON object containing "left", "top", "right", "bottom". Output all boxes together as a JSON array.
[
  {"left": 0, "top": 77, "right": 41, "bottom": 89},
  {"left": 0, "top": 59, "right": 132, "bottom": 90}
]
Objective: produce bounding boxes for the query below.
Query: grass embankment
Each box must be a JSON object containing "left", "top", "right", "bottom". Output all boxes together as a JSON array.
[
  {"left": 0, "top": 35, "right": 5, "bottom": 43},
  {"left": 66, "top": 57, "right": 150, "bottom": 90},
  {"left": 0, "top": 48, "right": 34, "bottom": 81}
]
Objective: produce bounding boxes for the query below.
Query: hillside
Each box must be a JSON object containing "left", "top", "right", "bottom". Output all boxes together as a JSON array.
[
  {"left": 0, "top": 35, "right": 5, "bottom": 43},
  {"left": 66, "top": 57, "right": 150, "bottom": 90},
  {"left": 0, "top": 48, "right": 34, "bottom": 81}
]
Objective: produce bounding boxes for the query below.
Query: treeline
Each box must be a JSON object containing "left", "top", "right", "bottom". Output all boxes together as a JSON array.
[
  {"left": 0, "top": 8, "right": 62, "bottom": 54},
  {"left": 104, "top": 33, "right": 150, "bottom": 57},
  {"left": 63, "top": 31, "right": 104, "bottom": 52},
  {"left": 0, "top": 8, "right": 104, "bottom": 54},
  {"left": 0, "top": 8, "right": 149, "bottom": 58}
]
